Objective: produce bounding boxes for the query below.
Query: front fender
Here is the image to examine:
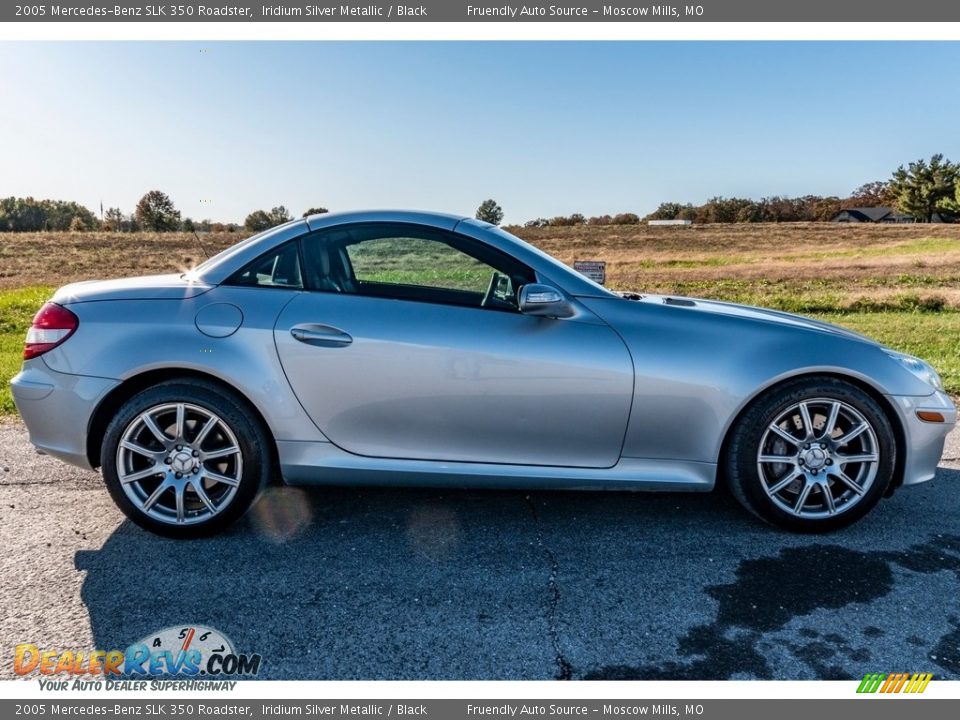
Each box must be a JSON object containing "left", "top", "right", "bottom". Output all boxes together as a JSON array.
[{"left": 581, "top": 297, "right": 933, "bottom": 464}]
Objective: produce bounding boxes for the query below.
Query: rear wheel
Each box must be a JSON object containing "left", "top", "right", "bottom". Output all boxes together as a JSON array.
[
  {"left": 101, "top": 380, "right": 271, "bottom": 538},
  {"left": 725, "top": 377, "right": 896, "bottom": 532}
]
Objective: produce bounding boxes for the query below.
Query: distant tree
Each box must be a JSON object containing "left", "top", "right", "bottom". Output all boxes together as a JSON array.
[
  {"left": 699, "top": 197, "right": 755, "bottom": 223},
  {"left": 103, "top": 207, "right": 124, "bottom": 231},
  {"left": 244, "top": 210, "right": 273, "bottom": 232},
  {"left": 612, "top": 212, "right": 640, "bottom": 225},
  {"left": 587, "top": 214, "right": 613, "bottom": 226},
  {"left": 756, "top": 196, "right": 801, "bottom": 222},
  {"left": 135, "top": 190, "right": 181, "bottom": 231},
  {"left": 210, "top": 223, "right": 227, "bottom": 233},
  {"left": 0, "top": 196, "right": 98, "bottom": 231},
  {"left": 889, "top": 154, "right": 960, "bottom": 222},
  {"left": 645, "top": 202, "right": 685, "bottom": 221},
  {"left": 69, "top": 216, "right": 87, "bottom": 232},
  {"left": 268, "top": 206, "right": 292, "bottom": 225},
  {"left": 181, "top": 218, "right": 196, "bottom": 233},
  {"left": 808, "top": 196, "right": 845, "bottom": 221},
  {"left": 849, "top": 181, "right": 894, "bottom": 208},
  {"left": 475, "top": 199, "right": 504, "bottom": 225},
  {"left": 735, "top": 202, "right": 762, "bottom": 223},
  {"left": 302, "top": 207, "right": 329, "bottom": 217}
]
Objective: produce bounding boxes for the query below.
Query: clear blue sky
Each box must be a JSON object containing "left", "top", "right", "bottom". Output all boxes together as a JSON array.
[{"left": 1, "top": 41, "right": 958, "bottom": 224}]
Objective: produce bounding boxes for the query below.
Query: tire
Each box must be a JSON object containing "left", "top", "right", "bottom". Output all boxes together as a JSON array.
[
  {"left": 101, "top": 379, "right": 272, "bottom": 538},
  {"left": 725, "top": 377, "right": 896, "bottom": 532}
]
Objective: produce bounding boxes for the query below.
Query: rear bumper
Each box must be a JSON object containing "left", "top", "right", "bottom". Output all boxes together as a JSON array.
[
  {"left": 10, "top": 360, "right": 119, "bottom": 470},
  {"left": 889, "top": 391, "right": 957, "bottom": 487}
]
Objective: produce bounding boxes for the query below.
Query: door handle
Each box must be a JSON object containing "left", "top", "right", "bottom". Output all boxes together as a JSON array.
[{"left": 290, "top": 324, "right": 353, "bottom": 347}]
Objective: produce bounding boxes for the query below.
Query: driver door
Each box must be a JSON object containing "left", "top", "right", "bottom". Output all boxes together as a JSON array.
[{"left": 272, "top": 223, "right": 634, "bottom": 468}]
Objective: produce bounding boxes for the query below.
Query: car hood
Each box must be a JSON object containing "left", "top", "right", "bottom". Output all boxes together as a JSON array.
[
  {"left": 630, "top": 293, "right": 878, "bottom": 345},
  {"left": 52, "top": 274, "right": 215, "bottom": 304}
]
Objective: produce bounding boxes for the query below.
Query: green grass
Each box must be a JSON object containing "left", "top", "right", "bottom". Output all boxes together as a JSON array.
[
  {"left": 0, "top": 286, "right": 53, "bottom": 415},
  {"left": 617, "top": 237, "right": 960, "bottom": 272},
  {"left": 637, "top": 280, "right": 952, "bottom": 315},
  {"left": 2, "top": 287, "right": 959, "bottom": 418},
  {"left": 785, "top": 236, "right": 960, "bottom": 262},
  {"left": 812, "top": 311, "right": 960, "bottom": 394}
]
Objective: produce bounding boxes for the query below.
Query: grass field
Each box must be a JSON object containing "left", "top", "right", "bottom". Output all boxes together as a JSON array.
[{"left": 2, "top": 223, "right": 960, "bottom": 414}]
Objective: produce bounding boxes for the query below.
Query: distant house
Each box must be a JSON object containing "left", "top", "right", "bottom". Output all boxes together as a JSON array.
[
  {"left": 648, "top": 219, "right": 693, "bottom": 226},
  {"left": 831, "top": 207, "right": 906, "bottom": 223},
  {"left": 832, "top": 207, "right": 956, "bottom": 223}
]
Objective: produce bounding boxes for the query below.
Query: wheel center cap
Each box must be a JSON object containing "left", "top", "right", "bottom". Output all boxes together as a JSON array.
[
  {"left": 802, "top": 447, "right": 827, "bottom": 469},
  {"left": 170, "top": 450, "right": 196, "bottom": 474}
]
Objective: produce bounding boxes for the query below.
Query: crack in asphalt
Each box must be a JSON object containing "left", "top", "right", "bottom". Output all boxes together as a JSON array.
[
  {"left": 0, "top": 480, "right": 59, "bottom": 486},
  {"left": 525, "top": 495, "right": 573, "bottom": 680}
]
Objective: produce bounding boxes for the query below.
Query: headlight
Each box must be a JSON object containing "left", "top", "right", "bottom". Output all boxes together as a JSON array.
[{"left": 886, "top": 351, "right": 943, "bottom": 392}]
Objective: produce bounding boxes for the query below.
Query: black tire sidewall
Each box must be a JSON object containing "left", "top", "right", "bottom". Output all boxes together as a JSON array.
[
  {"left": 101, "top": 381, "right": 271, "bottom": 539},
  {"left": 727, "top": 378, "right": 896, "bottom": 533}
]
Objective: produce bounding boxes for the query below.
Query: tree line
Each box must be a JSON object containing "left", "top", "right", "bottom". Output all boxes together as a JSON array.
[
  {"left": 642, "top": 154, "right": 959, "bottom": 225},
  {"left": 514, "top": 154, "right": 959, "bottom": 227},
  {"left": 2, "top": 154, "right": 956, "bottom": 232},
  {"left": 0, "top": 190, "right": 331, "bottom": 233}
]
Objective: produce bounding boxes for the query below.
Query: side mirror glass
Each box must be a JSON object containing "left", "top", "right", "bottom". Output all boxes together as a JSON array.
[{"left": 518, "top": 283, "right": 575, "bottom": 318}]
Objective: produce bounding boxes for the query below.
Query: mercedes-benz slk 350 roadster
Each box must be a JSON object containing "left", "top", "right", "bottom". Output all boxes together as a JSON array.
[{"left": 11, "top": 211, "right": 956, "bottom": 536}]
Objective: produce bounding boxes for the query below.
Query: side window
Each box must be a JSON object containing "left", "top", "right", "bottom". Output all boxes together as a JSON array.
[
  {"left": 348, "top": 237, "right": 491, "bottom": 293},
  {"left": 301, "top": 225, "right": 535, "bottom": 310},
  {"left": 225, "top": 241, "right": 303, "bottom": 289}
]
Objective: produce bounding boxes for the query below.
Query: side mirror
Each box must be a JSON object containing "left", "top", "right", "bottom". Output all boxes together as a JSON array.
[{"left": 518, "top": 283, "right": 575, "bottom": 319}]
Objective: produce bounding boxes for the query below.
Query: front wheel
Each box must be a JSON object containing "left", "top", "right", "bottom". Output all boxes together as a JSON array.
[
  {"left": 725, "top": 377, "right": 896, "bottom": 532},
  {"left": 101, "top": 380, "right": 271, "bottom": 538}
]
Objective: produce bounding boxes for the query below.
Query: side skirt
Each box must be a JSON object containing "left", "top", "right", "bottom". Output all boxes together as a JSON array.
[{"left": 276, "top": 441, "right": 715, "bottom": 492}]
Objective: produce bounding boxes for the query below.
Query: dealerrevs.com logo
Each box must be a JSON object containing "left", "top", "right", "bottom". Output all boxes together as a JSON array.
[{"left": 14, "top": 625, "right": 262, "bottom": 681}]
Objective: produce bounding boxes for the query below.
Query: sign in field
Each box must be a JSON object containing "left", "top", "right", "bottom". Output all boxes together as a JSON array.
[{"left": 574, "top": 260, "right": 606, "bottom": 285}]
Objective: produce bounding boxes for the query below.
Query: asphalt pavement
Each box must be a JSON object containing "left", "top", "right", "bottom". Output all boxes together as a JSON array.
[{"left": 1, "top": 420, "right": 959, "bottom": 680}]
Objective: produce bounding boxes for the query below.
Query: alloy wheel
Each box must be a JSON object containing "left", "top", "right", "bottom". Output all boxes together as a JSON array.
[
  {"left": 756, "top": 398, "right": 879, "bottom": 519},
  {"left": 116, "top": 402, "right": 244, "bottom": 526}
]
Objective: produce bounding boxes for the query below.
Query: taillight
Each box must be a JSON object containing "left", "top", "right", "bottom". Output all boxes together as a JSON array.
[{"left": 24, "top": 302, "right": 79, "bottom": 360}]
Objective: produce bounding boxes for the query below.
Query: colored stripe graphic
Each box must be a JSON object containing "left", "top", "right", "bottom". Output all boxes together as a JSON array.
[
  {"left": 857, "top": 672, "right": 933, "bottom": 694},
  {"left": 857, "top": 673, "right": 885, "bottom": 693}
]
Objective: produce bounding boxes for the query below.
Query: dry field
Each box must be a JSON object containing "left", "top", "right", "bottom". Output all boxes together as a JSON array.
[
  {"left": 4, "top": 223, "right": 960, "bottom": 312},
  {"left": 519, "top": 222, "right": 960, "bottom": 312},
  {"left": 0, "top": 231, "right": 238, "bottom": 289}
]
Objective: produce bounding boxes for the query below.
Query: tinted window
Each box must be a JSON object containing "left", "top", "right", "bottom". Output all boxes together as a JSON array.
[
  {"left": 347, "top": 236, "right": 492, "bottom": 293},
  {"left": 225, "top": 241, "right": 303, "bottom": 289},
  {"left": 301, "top": 224, "right": 534, "bottom": 311}
]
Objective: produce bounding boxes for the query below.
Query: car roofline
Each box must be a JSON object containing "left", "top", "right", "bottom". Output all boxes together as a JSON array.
[
  {"left": 191, "top": 209, "right": 614, "bottom": 299},
  {"left": 304, "top": 209, "right": 467, "bottom": 232}
]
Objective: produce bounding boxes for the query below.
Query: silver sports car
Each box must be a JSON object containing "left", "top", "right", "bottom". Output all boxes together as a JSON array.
[{"left": 11, "top": 210, "right": 956, "bottom": 537}]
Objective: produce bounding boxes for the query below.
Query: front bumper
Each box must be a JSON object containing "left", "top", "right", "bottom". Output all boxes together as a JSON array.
[
  {"left": 10, "top": 360, "right": 119, "bottom": 470},
  {"left": 889, "top": 390, "right": 957, "bottom": 487}
]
